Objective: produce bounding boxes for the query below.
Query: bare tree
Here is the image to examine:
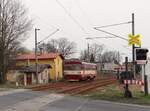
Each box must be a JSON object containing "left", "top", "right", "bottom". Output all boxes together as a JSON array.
[
  {"left": 80, "top": 43, "right": 104, "bottom": 62},
  {"left": 101, "top": 51, "right": 121, "bottom": 64},
  {"left": 40, "top": 38, "right": 77, "bottom": 58},
  {"left": 90, "top": 43, "right": 104, "bottom": 61},
  {"left": 80, "top": 50, "right": 88, "bottom": 61},
  {"left": 44, "top": 39, "right": 58, "bottom": 53},
  {"left": 57, "top": 38, "right": 76, "bottom": 58},
  {"left": 0, "top": 0, "right": 32, "bottom": 83}
]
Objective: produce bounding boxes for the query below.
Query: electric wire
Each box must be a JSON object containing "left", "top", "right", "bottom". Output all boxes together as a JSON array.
[
  {"left": 86, "top": 36, "right": 116, "bottom": 39},
  {"left": 75, "top": 0, "right": 94, "bottom": 27},
  {"left": 74, "top": 0, "right": 131, "bottom": 41},
  {"left": 94, "top": 28, "right": 128, "bottom": 41},
  {"left": 37, "top": 29, "right": 59, "bottom": 44},
  {"left": 31, "top": 13, "right": 58, "bottom": 31},
  {"left": 55, "top": 0, "right": 89, "bottom": 35},
  {"left": 94, "top": 21, "right": 132, "bottom": 29},
  {"left": 75, "top": 0, "right": 127, "bottom": 50},
  {"left": 28, "top": 13, "right": 62, "bottom": 44}
]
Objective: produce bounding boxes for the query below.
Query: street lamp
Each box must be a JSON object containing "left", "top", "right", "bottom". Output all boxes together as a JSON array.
[{"left": 35, "top": 28, "right": 40, "bottom": 84}]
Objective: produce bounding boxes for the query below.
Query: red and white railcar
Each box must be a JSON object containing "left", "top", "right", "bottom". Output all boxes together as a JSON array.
[{"left": 64, "top": 59, "right": 97, "bottom": 81}]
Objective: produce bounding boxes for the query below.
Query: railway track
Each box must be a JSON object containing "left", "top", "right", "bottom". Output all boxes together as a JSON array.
[
  {"left": 30, "top": 82, "right": 71, "bottom": 91},
  {"left": 30, "top": 78, "right": 116, "bottom": 94},
  {"left": 30, "top": 81, "right": 83, "bottom": 91},
  {"left": 58, "top": 78, "right": 116, "bottom": 95}
]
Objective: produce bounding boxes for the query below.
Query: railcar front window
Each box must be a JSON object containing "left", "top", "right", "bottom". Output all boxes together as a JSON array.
[{"left": 64, "top": 64, "right": 81, "bottom": 70}]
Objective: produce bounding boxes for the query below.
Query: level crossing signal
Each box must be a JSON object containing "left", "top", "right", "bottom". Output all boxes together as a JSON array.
[{"left": 135, "top": 48, "right": 148, "bottom": 61}]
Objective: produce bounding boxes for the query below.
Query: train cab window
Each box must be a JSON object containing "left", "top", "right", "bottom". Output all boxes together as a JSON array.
[{"left": 64, "top": 64, "right": 81, "bottom": 70}]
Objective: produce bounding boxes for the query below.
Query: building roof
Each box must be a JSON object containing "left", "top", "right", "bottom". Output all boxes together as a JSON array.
[
  {"left": 19, "top": 64, "right": 51, "bottom": 73},
  {"left": 16, "top": 52, "right": 64, "bottom": 60}
]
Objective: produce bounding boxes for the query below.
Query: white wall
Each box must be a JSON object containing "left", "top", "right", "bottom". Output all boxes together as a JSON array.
[
  {"left": 142, "top": 60, "right": 150, "bottom": 94},
  {"left": 38, "top": 69, "right": 49, "bottom": 84},
  {"left": 103, "top": 63, "right": 118, "bottom": 71}
]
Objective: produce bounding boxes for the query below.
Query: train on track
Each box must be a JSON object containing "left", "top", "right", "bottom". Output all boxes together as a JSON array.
[{"left": 64, "top": 59, "right": 97, "bottom": 81}]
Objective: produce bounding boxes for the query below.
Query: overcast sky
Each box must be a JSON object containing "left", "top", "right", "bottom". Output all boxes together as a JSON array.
[{"left": 22, "top": 0, "right": 150, "bottom": 61}]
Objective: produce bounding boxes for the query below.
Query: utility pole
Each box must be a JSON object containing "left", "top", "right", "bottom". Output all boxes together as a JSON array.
[
  {"left": 35, "top": 28, "right": 40, "bottom": 84},
  {"left": 124, "top": 56, "right": 132, "bottom": 98},
  {"left": 87, "top": 43, "right": 90, "bottom": 62},
  {"left": 132, "top": 13, "right": 136, "bottom": 78},
  {"left": 144, "top": 64, "right": 148, "bottom": 95},
  {"left": 125, "top": 57, "right": 128, "bottom": 75},
  {"left": 117, "top": 51, "right": 120, "bottom": 64}
]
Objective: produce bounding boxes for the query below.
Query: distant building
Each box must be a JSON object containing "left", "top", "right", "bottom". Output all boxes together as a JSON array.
[
  {"left": 16, "top": 52, "right": 64, "bottom": 81},
  {"left": 102, "top": 62, "right": 120, "bottom": 72}
]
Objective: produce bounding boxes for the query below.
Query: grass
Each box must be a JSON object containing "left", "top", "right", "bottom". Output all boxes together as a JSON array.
[{"left": 84, "top": 83, "right": 150, "bottom": 105}]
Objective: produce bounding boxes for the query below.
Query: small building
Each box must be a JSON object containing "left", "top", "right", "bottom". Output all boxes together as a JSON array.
[
  {"left": 16, "top": 52, "right": 64, "bottom": 81},
  {"left": 7, "top": 64, "right": 51, "bottom": 86},
  {"left": 102, "top": 62, "right": 119, "bottom": 72}
]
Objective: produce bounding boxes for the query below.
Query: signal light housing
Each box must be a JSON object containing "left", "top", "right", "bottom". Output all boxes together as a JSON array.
[{"left": 135, "top": 48, "right": 148, "bottom": 60}]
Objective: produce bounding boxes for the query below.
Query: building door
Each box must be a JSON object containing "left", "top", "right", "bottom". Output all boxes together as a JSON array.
[{"left": 27, "top": 74, "right": 32, "bottom": 85}]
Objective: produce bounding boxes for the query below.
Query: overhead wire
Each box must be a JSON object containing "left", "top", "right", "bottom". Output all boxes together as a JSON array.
[
  {"left": 75, "top": 1, "right": 131, "bottom": 41},
  {"left": 55, "top": 0, "right": 131, "bottom": 55},
  {"left": 29, "top": 13, "right": 61, "bottom": 43},
  {"left": 30, "top": 8, "right": 81, "bottom": 46},
  {"left": 94, "top": 28, "right": 128, "bottom": 41},
  {"left": 90, "top": 39, "right": 131, "bottom": 57},
  {"left": 75, "top": 0, "right": 94, "bottom": 27},
  {"left": 94, "top": 21, "right": 132, "bottom": 29},
  {"left": 37, "top": 29, "right": 59, "bottom": 44},
  {"left": 74, "top": 0, "right": 132, "bottom": 60},
  {"left": 55, "top": 0, "right": 89, "bottom": 35},
  {"left": 30, "top": 13, "right": 58, "bottom": 31},
  {"left": 75, "top": 0, "right": 131, "bottom": 42},
  {"left": 86, "top": 36, "right": 116, "bottom": 39},
  {"left": 32, "top": 12, "right": 77, "bottom": 41}
]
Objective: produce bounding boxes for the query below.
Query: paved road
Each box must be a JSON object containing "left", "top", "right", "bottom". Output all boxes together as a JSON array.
[
  {"left": 0, "top": 90, "right": 49, "bottom": 111},
  {"left": 39, "top": 96, "right": 150, "bottom": 111},
  {"left": 0, "top": 90, "right": 150, "bottom": 111}
]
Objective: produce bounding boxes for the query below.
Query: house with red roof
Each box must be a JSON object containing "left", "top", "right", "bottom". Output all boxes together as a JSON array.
[{"left": 16, "top": 52, "right": 64, "bottom": 81}]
